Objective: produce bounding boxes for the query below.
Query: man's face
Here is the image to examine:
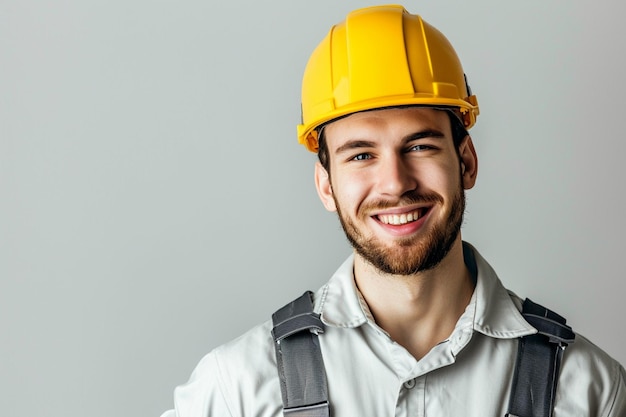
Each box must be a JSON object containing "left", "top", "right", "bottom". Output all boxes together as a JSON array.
[{"left": 314, "top": 107, "right": 477, "bottom": 275}]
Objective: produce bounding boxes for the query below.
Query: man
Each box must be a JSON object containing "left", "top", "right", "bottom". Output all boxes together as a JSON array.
[{"left": 162, "top": 5, "right": 625, "bottom": 416}]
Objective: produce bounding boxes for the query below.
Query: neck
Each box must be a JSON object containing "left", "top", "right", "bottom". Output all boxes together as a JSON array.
[{"left": 353, "top": 238, "right": 474, "bottom": 360}]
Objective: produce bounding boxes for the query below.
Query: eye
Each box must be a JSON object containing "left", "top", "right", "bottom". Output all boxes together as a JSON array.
[
  {"left": 352, "top": 153, "right": 372, "bottom": 161},
  {"left": 408, "top": 144, "right": 435, "bottom": 152}
]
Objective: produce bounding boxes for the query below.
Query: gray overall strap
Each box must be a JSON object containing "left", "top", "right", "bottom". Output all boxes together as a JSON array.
[
  {"left": 506, "top": 298, "right": 576, "bottom": 417},
  {"left": 271, "top": 291, "right": 330, "bottom": 417}
]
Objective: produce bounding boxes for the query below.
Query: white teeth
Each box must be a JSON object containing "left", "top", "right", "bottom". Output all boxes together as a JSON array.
[{"left": 378, "top": 210, "right": 421, "bottom": 225}]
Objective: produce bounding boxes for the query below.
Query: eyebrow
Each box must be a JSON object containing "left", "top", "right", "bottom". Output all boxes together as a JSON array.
[
  {"left": 402, "top": 129, "right": 446, "bottom": 143},
  {"left": 334, "top": 140, "right": 376, "bottom": 155},
  {"left": 333, "top": 129, "right": 446, "bottom": 155}
]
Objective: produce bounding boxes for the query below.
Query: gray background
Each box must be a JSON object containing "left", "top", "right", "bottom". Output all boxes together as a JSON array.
[{"left": 1, "top": 0, "right": 624, "bottom": 416}]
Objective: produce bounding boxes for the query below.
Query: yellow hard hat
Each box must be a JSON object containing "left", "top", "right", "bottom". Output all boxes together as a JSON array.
[{"left": 297, "top": 4, "right": 479, "bottom": 152}]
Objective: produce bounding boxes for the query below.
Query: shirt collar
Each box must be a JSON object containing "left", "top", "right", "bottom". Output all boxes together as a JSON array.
[
  {"left": 315, "top": 254, "right": 369, "bottom": 328},
  {"left": 315, "top": 242, "right": 536, "bottom": 340},
  {"left": 463, "top": 242, "right": 535, "bottom": 339}
]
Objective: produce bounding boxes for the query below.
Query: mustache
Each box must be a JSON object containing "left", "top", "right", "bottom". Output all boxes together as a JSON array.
[{"left": 359, "top": 191, "right": 443, "bottom": 213}]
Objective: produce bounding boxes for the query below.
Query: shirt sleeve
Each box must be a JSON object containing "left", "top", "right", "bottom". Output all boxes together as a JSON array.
[
  {"left": 606, "top": 362, "right": 626, "bottom": 417},
  {"left": 161, "top": 351, "right": 234, "bottom": 417}
]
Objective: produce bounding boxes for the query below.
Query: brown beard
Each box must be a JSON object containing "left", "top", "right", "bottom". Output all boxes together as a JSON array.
[{"left": 333, "top": 185, "right": 465, "bottom": 275}]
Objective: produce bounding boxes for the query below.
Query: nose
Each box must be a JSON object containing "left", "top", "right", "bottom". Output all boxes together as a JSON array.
[{"left": 375, "top": 154, "right": 417, "bottom": 197}]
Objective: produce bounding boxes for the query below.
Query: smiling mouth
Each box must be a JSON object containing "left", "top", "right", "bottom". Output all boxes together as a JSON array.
[{"left": 376, "top": 208, "right": 427, "bottom": 225}]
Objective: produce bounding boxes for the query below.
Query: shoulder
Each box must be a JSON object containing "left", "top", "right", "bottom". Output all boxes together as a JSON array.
[
  {"left": 557, "top": 333, "right": 626, "bottom": 416},
  {"left": 205, "top": 320, "right": 280, "bottom": 398},
  {"left": 563, "top": 332, "right": 622, "bottom": 374},
  {"left": 211, "top": 320, "right": 277, "bottom": 378},
  {"left": 173, "top": 320, "right": 282, "bottom": 417},
  {"left": 501, "top": 291, "right": 626, "bottom": 415}
]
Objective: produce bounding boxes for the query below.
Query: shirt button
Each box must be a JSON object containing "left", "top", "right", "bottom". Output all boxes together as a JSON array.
[{"left": 403, "top": 378, "right": 416, "bottom": 389}]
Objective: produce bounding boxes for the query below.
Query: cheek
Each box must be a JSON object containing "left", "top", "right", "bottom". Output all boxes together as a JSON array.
[
  {"left": 331, "top": 173, "right": 370, "bottom": 212},
  {"left": 440, "top": 172, "right": 462, "bottom": 199},
  {"left": 416, "top": 162, "right": 461, "bottom": 198}
]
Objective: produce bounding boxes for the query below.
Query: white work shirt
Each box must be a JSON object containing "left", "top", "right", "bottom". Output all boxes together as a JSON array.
[{"left": 162, "top": 244, "right": 626, "bottom": 417}]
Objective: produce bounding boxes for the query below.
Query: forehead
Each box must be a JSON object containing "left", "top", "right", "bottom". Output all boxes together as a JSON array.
[{"left": 323, "top": 107, "right": 452, "bottom": 148}]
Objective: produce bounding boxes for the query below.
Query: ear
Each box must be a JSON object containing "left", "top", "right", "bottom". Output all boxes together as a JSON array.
[
  {"left": 459, "top": 135, "right": 478, "bottom": 190},
  {"left": 314, "top": 162, "right": 337, "bottom": 212}
]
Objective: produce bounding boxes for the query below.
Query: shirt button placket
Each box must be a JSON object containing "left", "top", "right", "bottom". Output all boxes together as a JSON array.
[{"left": 396, "top": 377, "right": 425, "bottom": 417}]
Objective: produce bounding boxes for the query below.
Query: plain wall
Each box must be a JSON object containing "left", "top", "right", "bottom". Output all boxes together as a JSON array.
[{"left": 1, "top": 1, "right": 624, "bottom": 416}]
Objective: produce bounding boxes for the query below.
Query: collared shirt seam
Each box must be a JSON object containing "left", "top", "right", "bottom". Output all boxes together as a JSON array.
[{"left": 315, "top": 282, "right": 330, "bottom": 315}]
